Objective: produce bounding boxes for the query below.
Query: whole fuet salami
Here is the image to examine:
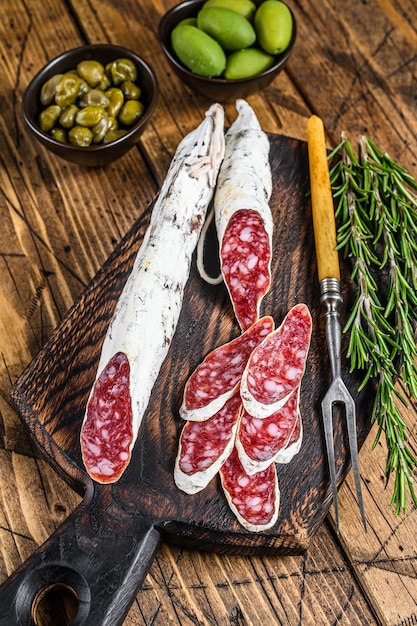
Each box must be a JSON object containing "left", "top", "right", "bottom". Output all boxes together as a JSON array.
[
  {"left": 81, "top": 104, "right": 225, "bottom": 484},
  {"left": 206, "top": 99, "right": 274, "bottom": 331}
]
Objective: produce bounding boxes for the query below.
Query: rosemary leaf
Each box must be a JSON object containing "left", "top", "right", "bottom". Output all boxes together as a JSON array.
[{"left": 330, "top": 134, "right": 417, "bottom": 514}]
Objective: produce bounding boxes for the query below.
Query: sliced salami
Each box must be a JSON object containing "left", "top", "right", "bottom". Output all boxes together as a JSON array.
[
  {"left": 240, "top": 303, "right": 312, "bottom": 419},
  {"left": 236, "top": 387, "right": 300, "bottom": 475},
  {"left": 220, "top": 446, "right": 279, "bottom": 532},
  {"left": 275, "top": 411, "right": 303, "bottom": 465},
  {"left": 174, "top": 390, "right": 242, "bottom": 494},
  {"left": 180, "top": 316, "right": 274, "bottom": 422},
  {"left": 81, "top": 104, "right": 225, "bottom": 484},
  {"left": 213, "top": 99, "right": 273, "bottom": 331}
]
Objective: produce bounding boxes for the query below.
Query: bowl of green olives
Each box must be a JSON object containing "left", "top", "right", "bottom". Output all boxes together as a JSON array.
[
  {"left": 158, "top": 0, "right": 296, "bottom": 101},
  {"left": 22, "top": 44, "right": 159, "bottom": 167}
]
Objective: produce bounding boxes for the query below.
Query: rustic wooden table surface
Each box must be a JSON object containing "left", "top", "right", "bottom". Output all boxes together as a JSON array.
[{"left": 1, "top": 0, "right": 417, "bottom": 625}]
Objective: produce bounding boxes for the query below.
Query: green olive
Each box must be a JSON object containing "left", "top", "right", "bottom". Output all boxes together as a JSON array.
[
  {"left": 39, "top": 104, "right": 61, "bottom": 132},
  {"left": 50, "top": 127, "right": 68, "bottom": 143},
  {"left": 105, "top": 87, "right": 125, "bottom": 118},
  {"left": 120, "top": 80, "right": 141, "bottom": 100},
  {"left": 40, "top": 74, "right": 64, "bottom": 106},
  {"left": 118, "top": 100, "right": 144, "bottom": 126},
  {"left": 254, "top": 0, "right": 293, "bottom": 54},
  {"left": 55, "top": 73, "right": 83, "bottom": 108},
  {"left": 75, "top": 105, "right": 106, "bottom": 127},
  {"left": 76, "top": 60, "right": 105, "bottom": 87},
  {"left": 107, "top": 58, "right": 137, "bottom": 85},
  {"left": 68, "top": 125, "right": 93, "bottom": 147},
  {"left": 79, "top": 88, "right": 110, "bottom": 108},
  {"left": 59, "top": 104, "right": 79, "bottom": 129},
  {"left": 197, "top": 7, "right": 256, "bottom": 51},
  {"left": 103, "top": 129, "right": 128, "bottom": 144}
]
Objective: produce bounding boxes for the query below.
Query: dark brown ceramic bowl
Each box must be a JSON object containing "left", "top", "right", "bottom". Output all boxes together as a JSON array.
[
  {"left": 22, "top": 44, "right": 159, "bottom": 167},
  {"left": 158, "top": 0, "right": 296, "bottom": 101}
]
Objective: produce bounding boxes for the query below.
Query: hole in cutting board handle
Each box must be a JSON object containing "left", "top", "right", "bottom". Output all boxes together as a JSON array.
[
  {"left": 32, "top": 582, "right": 79, "bottom": 626},
  {"left": 14, "top": 565, "right": 91, "bottom": 626}
]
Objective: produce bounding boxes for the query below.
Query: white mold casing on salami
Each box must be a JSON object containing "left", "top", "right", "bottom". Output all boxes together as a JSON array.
[
  {"left": 213, "top": 99, "right": 274, "bottom": 330},
  {"left": 80, "top": 103, "right": 226, "bottom": 484},
  {"left": 179, "top": 316, "right": 274, "bottom": 422},
  {"left": 240, "top": 303, "right": 312, "bottom": 419}
]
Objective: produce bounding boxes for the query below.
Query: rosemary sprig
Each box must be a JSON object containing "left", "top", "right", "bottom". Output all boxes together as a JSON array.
[{"left": 329, "top": 134, "right": 417, "bottom": 514}]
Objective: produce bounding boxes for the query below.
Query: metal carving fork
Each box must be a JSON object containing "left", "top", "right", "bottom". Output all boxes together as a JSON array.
[{"left": 307, "top": 115, "right": 367, "bottom": 533}]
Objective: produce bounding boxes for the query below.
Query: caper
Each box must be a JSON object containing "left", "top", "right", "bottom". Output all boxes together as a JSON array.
[
  {"left": 105, "top": 87, "right": 124, "bottom": 118},
  {"left": 91, "top": 114, "right": 109, "bottom": 144},
  {"left": 68, "top": 125, "right": 93, "bottom": 147},
  {"left": 59, "top": 104, "right": 79, "bottom": 129},
  {"left": 40, "top": 74, "right": 64, "bottom": 106},
  {"left": 79, "top": 88, "right": 110, "bottom": 108},
  {"left": 107, "top": 116, "right": 119, "bottom": 132},
  {"left": 118, "top": 100, "right": 144, "bottom": 126},
  {"left": 103, "top": 129, "right": 128, "bottom": 144},
  {"left": 50, "top": 127, "right": 67, "bottom": 143},
  {"left": 107, "top": 58, "right": 137, "bottom": 85},
  {"left": 76, "top": 60, "right": 105, "bottom": 87},
  {"left": 120, "top": 80, "right": 141, "bottom": 100},
  {"left": 39, "top": 104, "right": 61, "bottom": 132},
  {"left": 98, "top": 74, "right": 111, "bottom": 91},
  {"left": 76, "top": 105, "right": 106, "bottom": 127},
  {"left": 55, "top": 73, "right": 82, "bottom": 108}
]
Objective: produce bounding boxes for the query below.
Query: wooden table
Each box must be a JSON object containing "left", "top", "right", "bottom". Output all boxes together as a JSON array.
[{"left": 0, "top": 0, "right": 416, "bottom": 624}]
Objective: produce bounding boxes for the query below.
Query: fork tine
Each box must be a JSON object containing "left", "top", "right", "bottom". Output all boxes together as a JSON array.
[
  {"left": 321, "top": 392, "right": 340, "bottom": 532},
  {"left": 344, "top": 392, "right": 367, "bottom": 531}
]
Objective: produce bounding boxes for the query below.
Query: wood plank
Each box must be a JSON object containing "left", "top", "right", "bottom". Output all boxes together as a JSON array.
[{"left": 0, "top": 0, "right": 416, "bottom": 624}]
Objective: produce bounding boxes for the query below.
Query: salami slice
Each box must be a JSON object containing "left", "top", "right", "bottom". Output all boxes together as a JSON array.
[
  {"left": 240, "top": 303, "right": 312, "bottom": 419},
  {"left": 174, "top": 390, "right": 242, "bottom": 494},
  {"left": 81, "top": 104, "right": 225, "bottom": 484},
  {"left": 220, "top": 446, "right": 279, "bottom": 532},
  {"left": 180, "top": 316, "right": 274, "bottom": 422},
  {"left": 213, "top": 99, "right": 273, "bottom": 331},
  {"left": 236, "top": 387, "right": 300, "bottom": 475},
  {"left": 275, "top": 411, "right": 303, "bottom": 464}
]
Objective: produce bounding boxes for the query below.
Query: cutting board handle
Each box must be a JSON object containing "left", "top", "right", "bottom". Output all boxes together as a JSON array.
[{"left": 0, "top": 483, "right": 161, "bottom": 626}]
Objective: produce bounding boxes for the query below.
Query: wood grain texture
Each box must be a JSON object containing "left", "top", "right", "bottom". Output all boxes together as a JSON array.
[{"left": 0, "top": 0, "right": 416, "bottom": 624}]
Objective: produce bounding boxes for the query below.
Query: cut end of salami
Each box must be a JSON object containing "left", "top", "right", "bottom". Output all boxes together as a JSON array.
[
  {"left": 81, "top": 352, "right": 133, "bottom": 484},
  {"left": 220, "top": 447, "right": 279, "bottom": 532},
  {"left": 241, "top": 304, "right": 312, "bottom": 418},
  {"left": 221, "top": 209, "right": 272, "bottom": 331}
]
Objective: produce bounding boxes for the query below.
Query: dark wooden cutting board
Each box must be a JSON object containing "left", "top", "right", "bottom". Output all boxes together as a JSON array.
[{"left": 0, "top": 134, "right": 374, "bottom": 626}]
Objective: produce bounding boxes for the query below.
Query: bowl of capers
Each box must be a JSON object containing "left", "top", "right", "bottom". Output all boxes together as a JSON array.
[{"left": 22, "top": 44, "right": 159, "bottom": 167}]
